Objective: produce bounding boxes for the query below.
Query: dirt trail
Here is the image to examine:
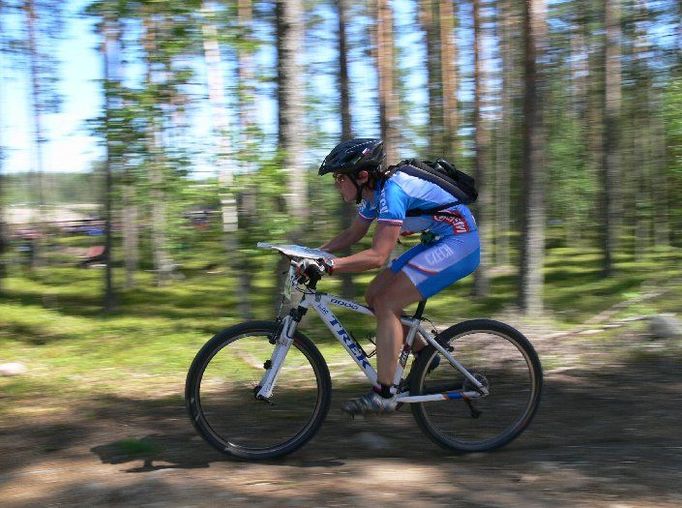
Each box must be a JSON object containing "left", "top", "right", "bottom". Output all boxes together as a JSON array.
[{"left": 1, "top": 333, "right": 681, "bottom": 507}]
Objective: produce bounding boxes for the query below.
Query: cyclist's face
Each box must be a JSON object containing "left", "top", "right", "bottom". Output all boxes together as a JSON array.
[
  {"left": 333, "top": 173, "right": 355, "bottom": 203},
  {"left": 334, "top": 171, "right": 370, "bottom": 203}
]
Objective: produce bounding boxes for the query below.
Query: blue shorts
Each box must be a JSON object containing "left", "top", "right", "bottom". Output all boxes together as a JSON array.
[{"left": 390, "top": 231, "right": 480, "bottom": 299}]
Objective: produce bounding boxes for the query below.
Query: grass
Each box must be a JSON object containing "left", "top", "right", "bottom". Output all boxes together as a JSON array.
[{"left": 1, "top": 238, "right": 681, "bottom": 417}]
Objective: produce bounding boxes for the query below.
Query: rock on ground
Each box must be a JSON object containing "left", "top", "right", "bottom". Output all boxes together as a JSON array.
[{"left": 0, "top": 362, "right": 27, "bottom": 376}]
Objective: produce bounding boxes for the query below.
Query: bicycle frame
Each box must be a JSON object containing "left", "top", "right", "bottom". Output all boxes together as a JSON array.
[{"left": 256, "top": 287, "right": 488, "bottom": 404}]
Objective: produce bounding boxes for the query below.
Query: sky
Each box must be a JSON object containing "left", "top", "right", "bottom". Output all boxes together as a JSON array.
[
  {"left": 1, "top": 0, "right": 104, "bottom": 175},
  {"left": 3, "top": 0, "right": 675, "bottom": 179},
  {"left": 0, "top": 0, "right": 438, "bottom": 178}
]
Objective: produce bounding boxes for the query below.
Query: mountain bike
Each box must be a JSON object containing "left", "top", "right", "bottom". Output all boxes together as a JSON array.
[{"left": 185, "top": 243, "right": 543, "bottom": 460}]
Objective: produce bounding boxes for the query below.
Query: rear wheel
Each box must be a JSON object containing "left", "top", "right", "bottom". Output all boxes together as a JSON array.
[
  {"left": 185, "top": 321, "right": 332, "bottom": 460},
  {"left": 410, "top": 319, "right": 542, "bottom": 453}
]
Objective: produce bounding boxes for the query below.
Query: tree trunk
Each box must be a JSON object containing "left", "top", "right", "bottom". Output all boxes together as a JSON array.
[
  {"left": 374, "top": 0, "right": 400, "bottom": 161},
  {"left": 632, "top": 12, "right": 651, "bottom": 261},
  {"left": 495, "top": 0, "right": 512, "bottom": 267},
  {"left": 652, "top": 100, "right": 670, "bottom": 248},
  {"left": 0, "top": 4, "right": 5, "bottom": 287},
  {"left": 237, "top": 184, "right": 258, "bottom": 319},
  {"left": 276, "top": 0, "right": 308, "bottom": 224},
  {"left": 473, "top": 0, "right": 490, "bottom": 297},
  {"left": 238, "top": 0, "right": 256, "bottom": 144},
  {"left": 519, "top": 0, "right": 547, "bottom": 316},
  {"left": 201, "top": 1, "right": 238, "bottom": 257},
  {"left": 420, "top": 0, "right": 443, "bottom": 154},
  {"left": 101, "top": 12, "right": 120, "bottom": 312},
  {"left": 23, "top": 0, "right": 45, "bottom": 267},
  {"left": 122, "top": 184, "right": 138, "bottom": 289},
  {"left": 143, "top": 15, "right": 173, "bottom": 286},
  {"left": 600, "top": 0, "right": 621, "bottom": 276},
  {"left": 568, "top": 6, "right": 588, "bottom": 244},
  {"left": 336, "top": 0, "right": 355, "bottom": 299},
  {"left": 236, "top": 0, "right": 255, "bottom": 318},
  {"left": 440, "top": 0, "right": 458, "bottom": 157}
]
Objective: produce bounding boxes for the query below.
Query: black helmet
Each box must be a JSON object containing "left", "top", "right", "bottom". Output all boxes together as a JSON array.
[{"left": 319, "top": 138, "right": 385, "bottom": 176}]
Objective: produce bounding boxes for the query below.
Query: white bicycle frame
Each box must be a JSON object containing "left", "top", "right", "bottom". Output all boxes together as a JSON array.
[{"left": 256, "top": 286, "right": 488, "bottom": 404}]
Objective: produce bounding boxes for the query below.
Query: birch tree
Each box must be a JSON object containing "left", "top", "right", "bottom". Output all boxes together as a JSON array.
[{"left": 200, "top": 1, "right": 238, "bottom": 259}]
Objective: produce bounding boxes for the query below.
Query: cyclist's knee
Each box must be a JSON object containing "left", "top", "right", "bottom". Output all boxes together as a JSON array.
[{"left": 372, "top": 295, "right": 402, "bottom": 316}]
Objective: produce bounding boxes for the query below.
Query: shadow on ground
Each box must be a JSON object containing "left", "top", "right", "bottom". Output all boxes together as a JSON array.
[{"left": 1, "top": 355, "right": 680, "bottom": 507}]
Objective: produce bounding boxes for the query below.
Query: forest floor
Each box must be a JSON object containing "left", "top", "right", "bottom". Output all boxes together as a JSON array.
[
  {"left": 1, "top": 320, "right": 681, "bottom": 507},
  {"left": 1, "top": 244, "right": 681, "bottom": 507}
]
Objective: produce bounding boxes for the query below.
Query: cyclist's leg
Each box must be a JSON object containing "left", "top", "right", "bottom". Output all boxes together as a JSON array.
[
  {"left": 341, "top": 273, "right": 421, "bottom": 416},
  {"left": 364, "top": 268, "right": 398, "bottom": 309},
  {"left": 343, "top": 235, "right": 480, "bottom": 415},
  {"left": 377, "top": 233, "right": 481, "bottom": 385},
  {"left": 366, "top": 267, "right": 428, "bottom": 352},
  {"left": 372, "top": 272, "right": 423, "bottom": 386}
]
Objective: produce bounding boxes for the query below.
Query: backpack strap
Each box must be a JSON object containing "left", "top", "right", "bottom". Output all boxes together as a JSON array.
[{"left": 405, "top": 201, "right": 460, "bottom": 217}]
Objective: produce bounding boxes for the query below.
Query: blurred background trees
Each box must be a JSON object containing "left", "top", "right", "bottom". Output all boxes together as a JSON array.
[{"left": 0, "top": 0, "right": 680, "bottom": 315}]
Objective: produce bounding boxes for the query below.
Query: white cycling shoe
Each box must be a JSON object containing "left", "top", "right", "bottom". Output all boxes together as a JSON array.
[{"left": 341, "top": 391, "right": 398, "bottom": 416}]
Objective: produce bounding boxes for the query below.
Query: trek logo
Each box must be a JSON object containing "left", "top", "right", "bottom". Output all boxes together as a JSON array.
[
  {"left": 399, "top": 344, "right": 411, "bottom": 367},
  {"left": 329, "top": 318, "right": 371, "bottom": 369},
  {"left": 330, "top": 298, "right": 359, "bottom": 310}
]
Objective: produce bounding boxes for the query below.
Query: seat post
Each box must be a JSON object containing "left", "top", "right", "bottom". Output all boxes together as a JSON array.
[{"left": 413, "top": 300, "right": 427, "bottom": 320}]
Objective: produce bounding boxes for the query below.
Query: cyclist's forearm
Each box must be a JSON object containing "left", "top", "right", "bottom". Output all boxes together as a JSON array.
[{"left": 331, "top": 249, "right": 387, "bottom": 273}]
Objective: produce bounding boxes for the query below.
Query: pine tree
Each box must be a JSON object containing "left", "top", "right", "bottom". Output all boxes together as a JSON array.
[
  {"left": 100, "top": 5, "right": 121, "bottom": 311},
  {"left": 336, "top": 0, "right": 356, "bottom": 299},
  {"left": 473, "top": 0, "right": 490, "bottom": 297},
  {"left": 439, "top": 0, "right": 459, "bottom": 157},
  {"left": 276, "top": 0, "right": 308, "bottom": 225},
  {"left": 374, "top": 0, "right": 399, "bottom": 160},
  {"left": 601, "top": 0, "right": 621, "bottom": 275},
  {"left": 21, "top": 0, "right": 63, "bottom": 267},
  {"left": 519, "top": 0, "right": 547, "bottom": 315}
]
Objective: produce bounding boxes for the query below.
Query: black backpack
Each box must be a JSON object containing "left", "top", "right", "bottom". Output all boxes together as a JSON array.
[{"left": 385, "top": 158, "right": 478, "bottom": 217}]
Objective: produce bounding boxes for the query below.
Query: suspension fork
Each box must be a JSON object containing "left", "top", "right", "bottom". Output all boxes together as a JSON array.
[{"left": 255, "top": 306, "right": 306, "bottom": 400}]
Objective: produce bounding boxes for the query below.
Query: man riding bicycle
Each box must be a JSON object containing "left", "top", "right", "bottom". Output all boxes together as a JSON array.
[{"left": 301, "top": 138, "right": 480, "bottom": 416}]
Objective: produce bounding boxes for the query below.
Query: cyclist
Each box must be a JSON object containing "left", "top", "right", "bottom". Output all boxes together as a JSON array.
[{"left": 302, "top": 138, "right": 480, "bottom": 416}]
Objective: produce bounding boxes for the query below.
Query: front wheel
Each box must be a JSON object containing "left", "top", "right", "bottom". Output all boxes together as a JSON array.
[
  {"left": 410, "top": 319, "right": 543, "bottom": 453},
  {"left": 185, "top": 321, "right": 332, "bottom": 460}
]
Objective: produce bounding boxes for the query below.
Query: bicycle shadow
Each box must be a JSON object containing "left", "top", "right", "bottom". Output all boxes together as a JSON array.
[
  {"left": 91, "top": 433, "right": 346, "bottom": 472},
  {"left": 91, "top": 434, "right": 214, "bottom": 472}
]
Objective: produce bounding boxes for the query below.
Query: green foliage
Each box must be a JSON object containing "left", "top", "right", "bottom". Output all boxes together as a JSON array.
[
  {"left": 2, "top": 173, "right": 102, "bottom": 204},
  {"left": 1, "top": 239, "right": 680, "bottom": 412}
]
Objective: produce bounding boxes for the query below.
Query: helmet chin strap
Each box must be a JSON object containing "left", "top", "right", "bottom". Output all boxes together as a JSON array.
[{"left": 348, "top": 175, "right": 366, "bottom": 204}]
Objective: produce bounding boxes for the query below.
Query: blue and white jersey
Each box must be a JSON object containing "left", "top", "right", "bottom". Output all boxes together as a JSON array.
[{"left": 358, "top": 171, "right": 477, "bottom": 237}]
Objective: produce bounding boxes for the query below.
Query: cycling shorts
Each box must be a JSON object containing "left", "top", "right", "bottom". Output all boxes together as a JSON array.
[{"left": 390, "top": 231, "right": 480, "bottom": 299}]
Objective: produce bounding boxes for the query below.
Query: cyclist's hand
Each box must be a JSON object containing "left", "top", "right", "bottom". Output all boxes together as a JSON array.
[{"left": 295, "top": 258, "right": 334, "bottom": 282}]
